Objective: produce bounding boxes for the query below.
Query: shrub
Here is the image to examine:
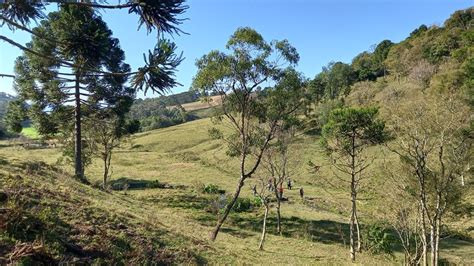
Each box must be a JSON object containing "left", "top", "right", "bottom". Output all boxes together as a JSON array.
[
  {"left": 364, "top": 223, "right": 394, "bottom": 255},
  {"left": 231, "top": 197, "right": 253, "bottom": 212},
  {"left": 203, "top": 184, "right": 221, "bottom": 194}
]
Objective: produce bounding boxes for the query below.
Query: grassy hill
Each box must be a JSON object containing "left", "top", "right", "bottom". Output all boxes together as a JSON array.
[
  {"left": 1, "top": 7, "right": 472, "bottom": 265},
  {"left": 1, "top": 118, "right": 472, "bottom": 264}
]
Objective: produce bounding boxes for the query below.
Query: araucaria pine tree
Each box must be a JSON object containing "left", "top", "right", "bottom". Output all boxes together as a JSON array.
[{"left": 320, "top": 107, "right": 388, "bottom": 262}]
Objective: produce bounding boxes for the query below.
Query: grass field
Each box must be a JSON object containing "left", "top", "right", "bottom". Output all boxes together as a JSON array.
[
  {"left": 20, "top": 127, "right": 39, "bottom": 139},
  {"left": 168, "top": 95, "right": 223, "bottom": 112},
  {"left": 0, "top": 118, "right": 472, "bottom": 264}
]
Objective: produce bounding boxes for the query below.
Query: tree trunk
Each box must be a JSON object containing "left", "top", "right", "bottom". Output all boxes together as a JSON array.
[
  {"left": 259, "top": 203, "right": 269, "bottom": 250},
  {"left": 210, "top": 175, "right": 245, "bottom": 241},
  {"left": 430, "top": 224, "right": 437, "bottom": 266},
  {"left": 355, "top": 207, "right": 361, "bottom": 252},
  {"left": 103, "top": 153, "right": 109, "bottom": 189},
  {"left": 273, "top": 178, "right": 282, "bottom": 235},
  {"left": 350, "top": 190, "right": 356, "bottom": 262},
  {"left": 435, "top": 217, "right": 441, "bottom": 266},
  {"left": 420, "top": 205, "right": 428, "bottom": 266},
  {"left": 74, "top": 76, "right": 84, "bottom": 181},
  {"left": 349, "top": 134, "right": 357, "bottom": 261},
  {"left": 276, "top": 196, "right": 282, "bottom": 235}
]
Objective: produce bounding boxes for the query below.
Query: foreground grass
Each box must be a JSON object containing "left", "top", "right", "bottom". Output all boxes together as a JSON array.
[{"left": 0, "top": 118, "right": 472, "bottom": 264}]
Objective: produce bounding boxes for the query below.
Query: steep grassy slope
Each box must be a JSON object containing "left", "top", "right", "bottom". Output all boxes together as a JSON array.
[{"left": 0, "top": 118, "right": 472, "bottom": 264}]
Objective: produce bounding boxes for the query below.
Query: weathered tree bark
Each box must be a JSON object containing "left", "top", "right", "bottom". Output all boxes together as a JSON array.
[
  {"left": 350, "top": 189, "right": 356, "bottom": 262},
  {"left": 103, "top": 150, "right": 112, "bottom": 189},
  {"left": 420, "top": 204, "right": 428, "bottom": 266},
  {"left": 430, "top": 224, "right": 437, "bottom": 266},
  {"left": 275, "top": 195, "right": 282, "bottom": 235},
  {"left": 272, "top": 176, "right": 282, "bottom": 235},
  {"left": 259, "top": 202, "right": 269, "bottom": 250},
  {"left": 210, "top": 175, "right": 245, "bottom": 241},
  {"left": 74, "top": 75, "right": 84, "bottom": 181},
  {"left": 355, "top": 207, "right": 361, "bottom": 252},
  {"left": 435, "top": 216, "right": 441, "bottom": 266}
]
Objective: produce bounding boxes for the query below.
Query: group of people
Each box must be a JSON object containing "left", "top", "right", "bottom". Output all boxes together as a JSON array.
[{"left": 252, "top": 177, "right": 304, "bottom": 200}]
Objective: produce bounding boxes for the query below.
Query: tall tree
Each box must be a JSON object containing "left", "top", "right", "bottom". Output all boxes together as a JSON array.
[
  {"left": 193, "top": 29, "right": 303, "bottom": 241},
  {"left": 386, "top": 92, "right": 472, "bottom": 266},
  {"left": 6, "top": 4, "right": 183, "bottom": 180},
  {"left": 260, "top": 125, "right": 297, "bottom": 235},
  {"left": 320, "top": 107, "right": 388, "bottom": 262}
]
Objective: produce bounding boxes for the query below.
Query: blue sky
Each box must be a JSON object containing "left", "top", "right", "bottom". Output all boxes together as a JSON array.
[{"left": 0, "top": 0, "right": 472, "bottom": 98}]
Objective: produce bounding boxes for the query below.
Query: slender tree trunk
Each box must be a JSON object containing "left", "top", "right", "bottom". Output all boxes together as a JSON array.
[
  {"left": 276, "top": 196, "right": 282, "bottom": 235},
  {"left": 355, "top": 207, "right": 361, "bottom": 252},
  {"left": 430, "top": 224, "right": 436, "bottom": 266},
  {"left": 259, "top": 203, "right": 269, "bottom": 251},
  {"left": 273, "top": 178, "right": 282, "bottom": 235},
  {"left": 349, "top": 134, "right": 357, "bottom": 262},
  {"left": 420, "top": 204, "right": 428, "bottom": 266},
  {"left": 350, "top": 189, "right": 356, "bottom": 262},
  {"left": 435, "top": 216, "right": 441, "bottom": 266},
  {"left": 103, "top": 152, "right": 111, "bottom": 189},
  {"left": 210, "top": 175, "right": 245, "bottom": 241},
  {"left": 74, "top": 76, "right": 84, "bottom": 181}
]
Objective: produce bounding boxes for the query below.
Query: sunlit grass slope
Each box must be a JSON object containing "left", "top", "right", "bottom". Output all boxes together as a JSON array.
[{"left": 0, "top": 118, "right": 472, "bottom": 264}]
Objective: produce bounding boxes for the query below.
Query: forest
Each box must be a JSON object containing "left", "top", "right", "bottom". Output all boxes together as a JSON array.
[{"left": 0, "top": 1, "right": 472, "bottom": 265}]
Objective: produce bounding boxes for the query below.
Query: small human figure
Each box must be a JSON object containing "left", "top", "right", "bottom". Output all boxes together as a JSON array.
[
  {"left": 287, "top": 178, "right": 292, "bottom": 190},
  {"left": 252, "top": 184, "right": 257, "bottom": 196},
  {"left": 267, "top": 178, "right": 274, "bottom": 191},
  {"left": 279, "top": 184, "right": 284, "bottom": 199},
  {"left": 299, "top": 187, "right": 304, "bottom": 200}
]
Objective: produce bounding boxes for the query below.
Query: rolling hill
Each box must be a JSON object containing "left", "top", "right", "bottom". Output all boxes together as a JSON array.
[{"left": 0, "top": 118, "right": 472, "bottom": 264}]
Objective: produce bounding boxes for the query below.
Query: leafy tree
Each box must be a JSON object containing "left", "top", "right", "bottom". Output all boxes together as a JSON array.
[
  {"left": 1, "top": 1, "right": 186, "bottom": 180},
  {"left": 193, "top": 28, "right": 304, "bottom": 241},
  {"left": 85, "top": 112, "right": 129, "bottom": 189},
  {"left": 260, "top": 125, "right": 297, "bottom": 235},
  {"left": 307, "top": 73, "right": 327, "bottom": 102},
  {"left": 386, "top": 92, "right": 472, "bottom": 266},
  {"left": 324, "top": 62, "right": 356, "bottom": 98},
  {"left": 9, "top": 6, "right": 136, "bottom": 181},
  {"left": 320, "top": 107, "right": 388, "bottom": 262},
  {"left": 444, "top": 7, "right": 473, "bottom": 30},
  {"left": 352, "top": 52, "right": 377, "bottom": 81},
  {"left": 410, "top": 24, "right": 428, "bottom": 38},
  {"left": 372, "top": 39, "right": 394, "bottom": 76}
]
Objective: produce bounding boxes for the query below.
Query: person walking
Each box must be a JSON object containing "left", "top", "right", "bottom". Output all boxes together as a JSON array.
[
  {"left": 279, "top": 184, "right": 284, "bottom": 199},
  {"left": 299, "top": 187, "right": 304, "bottom": 200}
]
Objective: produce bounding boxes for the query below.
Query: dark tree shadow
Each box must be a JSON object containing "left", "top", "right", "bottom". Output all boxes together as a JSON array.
[{"left": 109, "top": 177, "right": 184, "bottom": 190}]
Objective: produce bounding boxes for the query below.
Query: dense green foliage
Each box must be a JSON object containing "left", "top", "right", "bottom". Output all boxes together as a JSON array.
[
  {"left": 128, "top": 91, "right": 201, "bottom": 131},
  {"left": 0, "top": 92, "right": 15, "bottom": 138}
]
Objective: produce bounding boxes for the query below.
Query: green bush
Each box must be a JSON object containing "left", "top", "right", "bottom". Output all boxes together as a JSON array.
[
  {"left": 202, "top": 183, "right": 225, "bottom": 194},
  {"left": 364, "top": 223, "right": 394, "bottom": 255},
  {"left": 231, "top": 197, "right": 253, "bottom": 212}
]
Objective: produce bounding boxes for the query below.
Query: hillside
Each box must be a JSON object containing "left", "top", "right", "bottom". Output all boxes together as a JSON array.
[
  {"left": 1, "top": 118, "right": 472, "bottom": 264},
  {"left": 0, "top": 5, "right": 472, "bottom": 265},
  {"left": 128, "top": 93, "right": 220, "bottom": 132}
]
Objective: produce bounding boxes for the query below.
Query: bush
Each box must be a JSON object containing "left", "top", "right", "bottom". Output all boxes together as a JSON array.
[
  {"left": 231, "top": 197, "right": 254, "bottom": 212},
  {"left": 364, "top": 223, "right": 394, "bottom": 255},
  {"left": 203, "top": 184, "right": 223, "bottom": 194}
]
